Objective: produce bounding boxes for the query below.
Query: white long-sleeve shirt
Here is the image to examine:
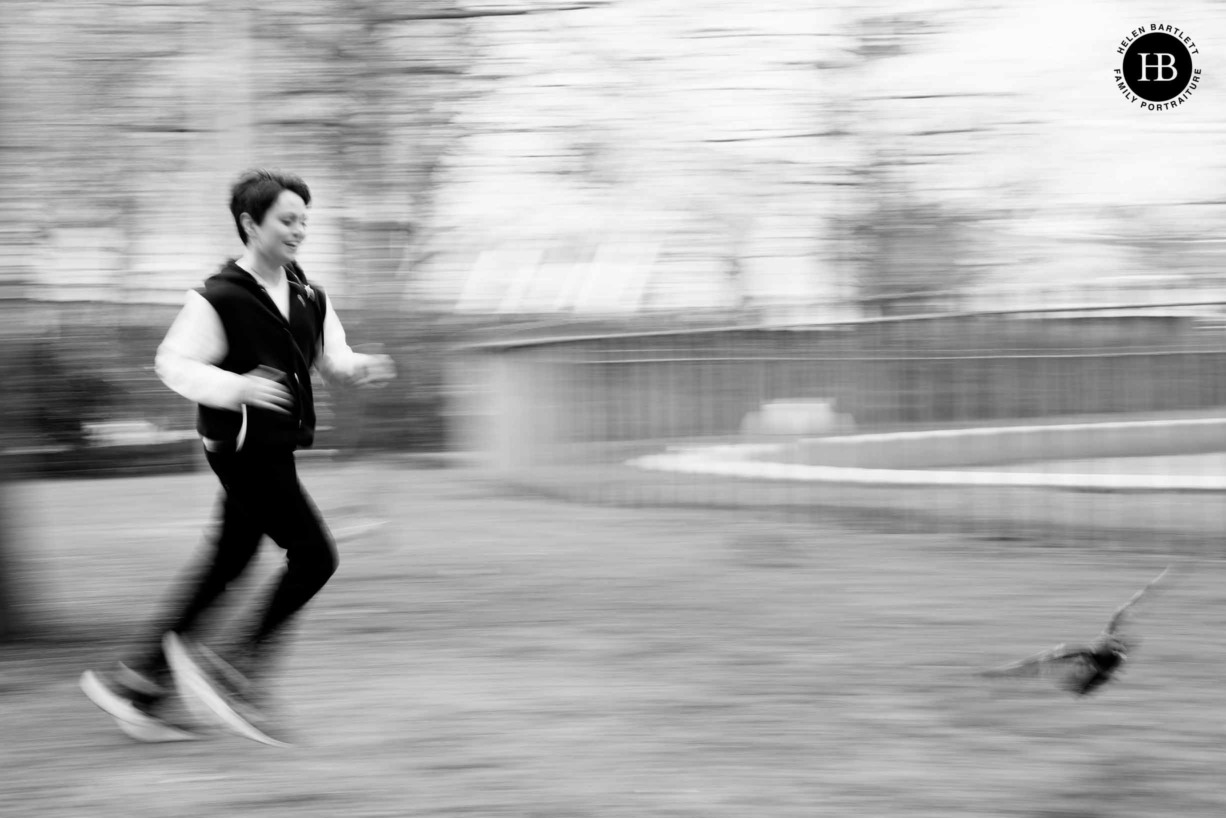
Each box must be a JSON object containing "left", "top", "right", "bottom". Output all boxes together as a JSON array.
[{"left": 156, "top": 273, "right": 370, "bottom": 412}]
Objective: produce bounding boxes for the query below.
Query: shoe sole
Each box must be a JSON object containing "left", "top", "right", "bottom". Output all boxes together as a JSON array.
[
  {"left": 163, "top": 633, "right": 290, "bottom": 748},
  {"left": 80, "top": 670, "right": 202, "bottom": 743}
]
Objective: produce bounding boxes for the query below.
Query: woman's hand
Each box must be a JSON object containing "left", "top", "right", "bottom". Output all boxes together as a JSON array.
[
  {"left": 240, "top": 367, "right": 294, "bottom": 413},
  {"left": 353, "top": 354, "right": 396, "bottom": 388}
]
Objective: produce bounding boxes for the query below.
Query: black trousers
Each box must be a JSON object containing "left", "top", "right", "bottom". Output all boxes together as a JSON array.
[{"left": 132, "top": 445, "right": 338, "bottom": 680}]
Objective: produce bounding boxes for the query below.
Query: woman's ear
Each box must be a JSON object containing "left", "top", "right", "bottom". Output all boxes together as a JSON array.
[{"left": 240, "top": 212, "right": 259, "bottom": 243}]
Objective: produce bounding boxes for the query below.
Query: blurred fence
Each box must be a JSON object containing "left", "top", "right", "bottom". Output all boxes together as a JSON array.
[
  {"left": 4, "top": 292, "right": 1225, "bottom": 545},
  {"left": 452, "top": 299, "right": 1226, "bottom": 543}
]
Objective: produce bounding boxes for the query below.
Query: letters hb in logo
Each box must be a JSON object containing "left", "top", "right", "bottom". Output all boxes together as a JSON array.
[
  {"left": 1121, "top": 31, "right": 1193, "bottom": 102},
  {"left": 1137, "top": 53, "right": 1178, "bottom": 82}
]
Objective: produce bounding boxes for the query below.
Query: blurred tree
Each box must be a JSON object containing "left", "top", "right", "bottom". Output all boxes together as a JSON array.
[
  {"left": 830, "top": 11, "right": 987, "bottom": 316},
  {"left": 837, "top": 159, "right": 984, "bottom": 315},
  {"left": 243, "top": 0, "right": 479, "bottom": 308}
]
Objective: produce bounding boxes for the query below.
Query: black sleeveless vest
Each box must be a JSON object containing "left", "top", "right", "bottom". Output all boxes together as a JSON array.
[{"left": 195, "top": 259, "right": 327, "bottom": 451}]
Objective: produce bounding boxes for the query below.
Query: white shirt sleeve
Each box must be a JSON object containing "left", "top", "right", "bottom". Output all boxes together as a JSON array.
[
  {"left": 314, "top": 298, "right": 370, "bottom": 385},
  {"left": 155, "top": 290, "right": 250, "bottom": 411}
]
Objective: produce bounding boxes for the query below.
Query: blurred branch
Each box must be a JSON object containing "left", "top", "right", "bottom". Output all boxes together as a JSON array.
[{"left": 371, "top": 3, "right": 610, "bottom": 23}]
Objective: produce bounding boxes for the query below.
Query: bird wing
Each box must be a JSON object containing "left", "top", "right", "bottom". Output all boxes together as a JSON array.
[
  {"left": 1104, "top": 566, "right": 1170, "bottom": 636},
  {"left": 982, "top": 644, "right": 1103, "bottom": 692},
  {"left": 981, "top": 643, "right": 1085, "bottom": 679}
]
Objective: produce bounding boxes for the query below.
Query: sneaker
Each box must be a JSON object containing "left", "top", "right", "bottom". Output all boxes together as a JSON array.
[
  {"left": 163, "top": 632, "right": 290, "bottom": 748},
  {"left": 80, "top": 664, "right": 202, "bottom": 743},
  {"left": 194, "top": 642, "right": 258, "bottom": 700}
]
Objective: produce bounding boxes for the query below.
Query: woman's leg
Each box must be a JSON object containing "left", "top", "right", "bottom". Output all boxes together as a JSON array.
[
  {"left": 127, "top": 478, "right": 264, "bottom": 679},
  {"left": 209, "top": 448, "right": 338, "bottom": 677}
]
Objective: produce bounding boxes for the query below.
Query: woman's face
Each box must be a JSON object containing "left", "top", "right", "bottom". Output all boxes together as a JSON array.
[{"left": 246, "top": 190, "right": 308, "bottom": 266}]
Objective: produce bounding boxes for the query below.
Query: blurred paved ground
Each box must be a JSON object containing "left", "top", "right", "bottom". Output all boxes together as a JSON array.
[{"left": 2, "top": 460, "right": 1224, "bottom": 817}]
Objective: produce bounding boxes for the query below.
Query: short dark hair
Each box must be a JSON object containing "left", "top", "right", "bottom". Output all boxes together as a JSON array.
[{"left": 229, "top": 169, "right": 312, "bottom": 245}]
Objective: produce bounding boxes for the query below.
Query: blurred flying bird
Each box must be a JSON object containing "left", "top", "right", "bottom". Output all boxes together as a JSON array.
[{"left": 980, "top": 567, "right": 1170, "bottom": 696}]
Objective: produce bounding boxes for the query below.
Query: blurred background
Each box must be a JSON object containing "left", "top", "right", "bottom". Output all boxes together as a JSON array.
[
  {"left": 2, "top": 2, "right": 1226, "bottom": 814},
  {"left": 0, "top": 0, "right": 1224, "bottom": 571},
  {"left": 3, "top": 0, "right": 1226, "bottom": 620}
]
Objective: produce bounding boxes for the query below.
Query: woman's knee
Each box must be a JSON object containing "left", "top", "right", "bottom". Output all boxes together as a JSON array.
[
  {"left": 291, "top": 537, "right": 338, "bottom": 586},
  {"left": 317, "top": 541, "right": 339, "bottom": 581}
]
